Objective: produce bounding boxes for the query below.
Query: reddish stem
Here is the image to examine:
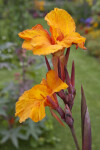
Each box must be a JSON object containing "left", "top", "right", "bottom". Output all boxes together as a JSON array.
[
  {"left": 65, "top": 47, "right": 70, "bottom": 65},
  {"left": 70, "top": 126, "right": 80, "bottom": 150},
  {"left": 45, "top": 56, "right": 51, "bottom": 71},
  {"left": 71, "top": 61, "right": 75, "bottom": 88}
]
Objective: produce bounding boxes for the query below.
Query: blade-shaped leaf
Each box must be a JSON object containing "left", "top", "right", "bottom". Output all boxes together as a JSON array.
[
  {"left": 83, "top": 108, "right": 92, "bottom": 150},
  {"left": 81, "top": 85, "right": 92, "bottom": 150},
  {"left": 81, "top": 85, "right": 87, "bottom": 137},
  {"left": 0, "top": 134, "right": 10, "bottom": 144},
  {"left": 25, "top": 119, "right": 42, "bottom": 140},
  {"left": 10, "top": 135, "right": 19, "bottom": 148}
]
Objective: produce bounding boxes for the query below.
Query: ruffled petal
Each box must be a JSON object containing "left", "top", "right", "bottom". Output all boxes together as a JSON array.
[
  {"left": 15, "top": 91, "right": 35, "bottom": 123},
  {"left": 29, "top": 84, "right": 52, "bottom": 100},
  {"left": 41, "top": 78, "right": 47, "bottom": 85},
  {"left": 45, "top": 8, "right": 76, "bottom": 40},
  {"left": 30, "top": 101, "right": 46, "bottom": 122},
  {"left": 18, "top": 29, "right": 35, "bottom": 40},
  {"left": 32, "top": 44, "right": 63, "bottom": 55},
  {"left": 46, "top": 70, "right": 68, "bottom": 93},
  {"left": 19, "top": 24, "right": 63, "bottom": 55},
  {"left": 15, "top": 90, "right": 46, "bottom": 123},
  {"left": 22, "top": 40, "right": 33, "bottom": 50},
  {"left": 18, "top": 24, "right": 44, "bottom": 40},
  {"left": 57, "top": 32, "right": 86, "bottom": 49},
  {"left": 15, "top": 84, "right": 51, "bottom": 123}
]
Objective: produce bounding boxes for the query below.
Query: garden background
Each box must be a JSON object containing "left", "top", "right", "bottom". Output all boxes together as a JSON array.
[{"left": 0, "top": 0, "right": 100, "bottom": 150}]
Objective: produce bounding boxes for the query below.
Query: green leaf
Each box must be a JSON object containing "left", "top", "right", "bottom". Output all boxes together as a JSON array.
[
  {"left": 25, "top": 119, "right": 42, "bottom": 140},
  {"left": 0, "top": 134, "right": 9, "bottom": 144},
  {"left": 10, "top": 135, "right": 19, "bottom": 148},
  {"left": 0, "top": 42, "right": 16, "bottom": 51}
]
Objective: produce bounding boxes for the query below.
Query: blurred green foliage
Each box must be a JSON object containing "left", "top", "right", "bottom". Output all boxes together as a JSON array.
[
  {"left": 91, "top": 0, "right": 100, "bottom": 28},
  {"left": 0, "top": 0, "right": 33, "bottom": 43},
  {"left": 87, "top": 39, "right": 100, "bottom": 57},
  {"left": 0, "top": 42, "right": 17, "bottom": 70},
  {"left": 92, "top": 0, "right": 100, "bottom": 14},
  {"left": 86, "top": 30, "right": 100, "bottom": 58},
  {"left": 62, "top": 0, "right": 91, "bottom": 21}
]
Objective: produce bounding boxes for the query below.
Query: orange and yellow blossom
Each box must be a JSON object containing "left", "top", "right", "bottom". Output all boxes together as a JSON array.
[
  {"left": 15, "top": 70, "right": 68, "bottom": 122},
  {"left": 18, "top": 8, "right": 86, "bottom": 56}
]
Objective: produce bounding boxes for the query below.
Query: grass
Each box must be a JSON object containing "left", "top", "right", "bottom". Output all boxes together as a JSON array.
[{"left": 0, "top": 18, "right": 100, "bottom": 150}]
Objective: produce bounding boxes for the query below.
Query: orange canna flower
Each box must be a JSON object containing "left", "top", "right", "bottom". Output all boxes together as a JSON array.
[
  {"left": 15, "top": 70, "right": 68, "bottom": 122},
  {"left": 18, "top": 8, "right": 86, "bottom": 56}
]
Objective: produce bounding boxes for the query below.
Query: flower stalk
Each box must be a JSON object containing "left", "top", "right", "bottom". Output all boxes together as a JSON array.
[{"left": 70, "top": 126, "right": 80, "bottom": 150}]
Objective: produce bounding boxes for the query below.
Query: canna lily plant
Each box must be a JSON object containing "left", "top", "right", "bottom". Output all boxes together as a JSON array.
[{"left": 16, "top": 8, "right": 92, "bottom": 150}]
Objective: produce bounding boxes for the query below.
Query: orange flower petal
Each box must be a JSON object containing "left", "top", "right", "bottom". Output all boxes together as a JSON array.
[
  {"left": 22, "top": 40, "right": 33, "bottom": 50},
  {"left": 46, "top": 70, "right": 68, "bottom": 93},
  {"left": 19, "top": 24, "right": 63, "bottom": 55},
  {"left": 45, "top": 8, "right": 76, "bottom": 39},
  {"left": 15, "top": 85, "right": 50, "bottom": 123},
  {"left": 15, "top": 91, "right": 35, "bottom": 123},
  {"left": 45, "top": 8, "right": 86, "bottom": 50},
  {"left": 15, "top": 84, "right": 51, "bottom": 122},
  {"left": 30, "top": 25, "right": 63, "bottom": 55},
  {"left": 18, "top": 29, "right": 35, "bottom": 40},
  {"left": 19, "top": 24, "right": 51, "bottom": 50},
  {"left": 57, "top": 32, "right": 86, "bottom": 49},
  {"left": 41, "top": 78, "right": 47, "bottom": 85},
  {"left": 32, "top": 44, "right": 63, "bottom": 55},
  {"left": 30, "top": 101, "right": 46, "bottom": 122},
  {"left": 18, "top": 24, "right": 43, "bottom": 40},
  {"left": 67, "top": 32, "right": 86, "bottom": 49},
  {"left": 29, "top": 84, "right": 52, "bottom": 100}
]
